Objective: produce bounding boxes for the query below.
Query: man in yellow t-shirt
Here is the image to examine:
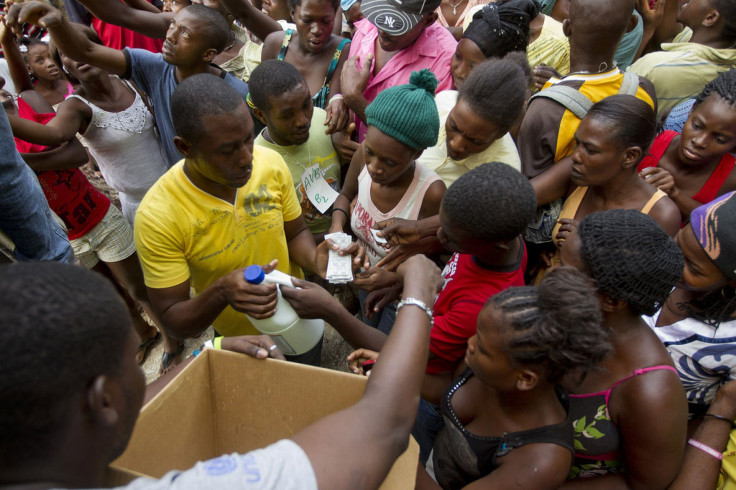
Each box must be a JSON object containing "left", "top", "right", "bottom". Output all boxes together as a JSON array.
[{"left": 135, "top": 74, "right": 357, "bottom": 366}]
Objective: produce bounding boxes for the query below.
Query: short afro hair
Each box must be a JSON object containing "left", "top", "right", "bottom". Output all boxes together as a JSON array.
[
  {"left": 716, "top": 0, "right": 736, "bottom": 43},
  {"left": 181, "top": 4, "right": 232, "bottom": 53},
  {"left": 172, "top": 72, "right": 249, "bottom": 145},
  {"left": 249, "top": 59, "right": 307, "bottom": 113},
  {"left": 288, "top": 0, "right": 340, "bottom": 12},
  {"left": 0, "top": 263, "right": 131, "bottom": 467},
  {"left": 457, "top": 55, "right": 529, "bottom": 132},
  {"left": 442, "top": 162, "right": 536, "bottom": 241},
  {"left": 577, "top": 209, "right": 684, "bottom": 316},
  {"left": 489, "top": 266, "right": 610, "bottom": 384}
]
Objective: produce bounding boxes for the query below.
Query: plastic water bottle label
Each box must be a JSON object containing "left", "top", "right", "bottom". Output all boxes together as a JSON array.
[{"left": 269, "top": 334, "right": 297, "bottom": 356}]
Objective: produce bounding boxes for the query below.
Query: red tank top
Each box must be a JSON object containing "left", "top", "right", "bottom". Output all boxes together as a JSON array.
[
  {"left": 638, "top": 130, "right": 736, "bottom": 205},
  {"left": 15, "top": 96, "right": 111, "bottom": 240}
]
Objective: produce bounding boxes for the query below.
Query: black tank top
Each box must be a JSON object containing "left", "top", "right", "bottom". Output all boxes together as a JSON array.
[{"left": 432, "top": 369, "right": 575, "bottom": 490}]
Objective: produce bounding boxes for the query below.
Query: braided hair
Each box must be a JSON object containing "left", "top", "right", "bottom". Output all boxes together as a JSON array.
[
  {"left": 694, "top": 68, "right": 736, "bottom": 109},
  {"left": 489, "top": 267, "right": 610, "bottom": 384},
  {"left": 577, "top": 209, "right": 684, "bottom": 316}
]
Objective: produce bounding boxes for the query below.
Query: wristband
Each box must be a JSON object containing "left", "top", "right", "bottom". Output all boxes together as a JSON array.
[
  {"left": 396, "top": 297, "right": 433, "bottom": 325},
  {"left": 688, "top": 438, "right": 723, "bottom": 461},
  {"left": 213, "top": 337, "right": 223, "bottom": 350},
  {"left": 704, "top": 412, "right": 736, "bottom": 428},
  {"left": 330, "top": 93, "right": 344, "bottom": 102},
  {"left": 332, "top": 207, "right": 349, "bottom": 218}
]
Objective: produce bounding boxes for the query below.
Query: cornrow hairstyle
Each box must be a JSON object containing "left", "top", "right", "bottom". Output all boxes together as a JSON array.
[
  {"left": 442, "top": 162, "right": 536, "bottom": 241},
  {"left": 182, "top": 4, "right": 231, "bottom": 53},
  {"left": 694, "top": 68, "right": 736, "bottom": 109},
  {"left": 715, "top": 0, "right": 736, "bottom": 43},
  {"left": 249, "top": 59, "right": 306, "bottom": 113},
  {"left": 457, "top": 55, "right": 529, "bottom": 131},
  {"left": 585, "top": 94, "right": 657, "bottom": 157},
  {"left": 0, "top": 263, "right": 130, "bottom": 466},
  {"left": 288, "top": 0, "right": 340, "bottom": 13},
  {"left": 172, "top": 73, "right": 248, "bottom": 146},
  {"left": 462, "top": 0, "right": 532, "bottom": 59},
  {"left": 489, "top": 267, "right": 610, "bottom": 384},
  {"left": 577, "top": 209, "right": 684, "bottom": 316}
]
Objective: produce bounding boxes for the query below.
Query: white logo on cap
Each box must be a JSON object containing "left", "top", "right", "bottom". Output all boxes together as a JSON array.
[{"left": 384, "top": 15, "right": 396, "bottom": 27}]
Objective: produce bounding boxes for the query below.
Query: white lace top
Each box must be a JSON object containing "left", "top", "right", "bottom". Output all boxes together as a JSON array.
[{"left": 68, "top": 78, "right": 169, "bottom": 223}]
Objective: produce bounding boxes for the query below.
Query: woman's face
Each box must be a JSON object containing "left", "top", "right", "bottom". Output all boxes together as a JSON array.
[
  {"left": 263, "top": 0, "right": 292, "bottom": 21},
  {"left": 679, "top": 96, "right": 736, "bottom": 168},
  {"left": 26, "top": 43, "right": 61, "bottom": 81},
  {"left": 445, "top": 98, "right": 503, "bottom": 161},
  {"left": 293, "top": 0, "right": 335, "bottom": 53},
  {"left": 465, "top": 305, "right": 519, "bottom": 391},
  {"left": 675, "top": 223, "right": 727, "bottom": 292},
  {"left": 450, "top": 38, "right": 485, "bottom": 90},
  {"left": 570, "top": 116, "right": 627, "bottom": 188},
  {"left": 363, "top": 125, "right": 419, "bottom": 186}
]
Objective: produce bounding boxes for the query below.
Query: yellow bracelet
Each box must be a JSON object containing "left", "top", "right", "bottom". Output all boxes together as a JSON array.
[{"left": 213, "top": 337, "right": 223, "bottom": 350}]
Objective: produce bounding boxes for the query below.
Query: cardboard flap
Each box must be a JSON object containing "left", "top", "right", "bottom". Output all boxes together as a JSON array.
[
  {"left": 112, "top": 350, "right": 419, "bottom": 489},
  {"left": 112, "top": 352, "right": 217, "bottom": 476}
]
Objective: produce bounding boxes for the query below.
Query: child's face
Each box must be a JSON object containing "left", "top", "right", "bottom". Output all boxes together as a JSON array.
[
  {"left": 363, "top": 126, "right": 420, "bottom": 186},
  {"left": 436, "top": 206, "right": 487, "bottom": 255},
  {"left": 679, "top": 95, "right": 736, "bottom": 167},
  {"left": 26, "top": 43, "right": 61, "bottom": 81}
]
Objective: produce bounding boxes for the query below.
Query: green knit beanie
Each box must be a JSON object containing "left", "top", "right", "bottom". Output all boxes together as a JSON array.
[{"left": 365, "top": 69, "right": 440, "bottom": 151}]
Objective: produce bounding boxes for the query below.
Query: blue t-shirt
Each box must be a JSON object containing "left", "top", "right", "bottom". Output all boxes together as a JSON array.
[{"left": 122, "top": 48, "right": 249, "bottom": 167}]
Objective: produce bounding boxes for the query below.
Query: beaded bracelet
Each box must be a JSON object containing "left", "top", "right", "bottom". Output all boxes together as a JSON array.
[{"left": 688, "top": 438, "right": 723, "bottom": 461}]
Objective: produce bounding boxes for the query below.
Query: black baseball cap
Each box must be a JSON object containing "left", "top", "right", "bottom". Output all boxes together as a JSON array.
[{"left": 361, "top": 0, "right": 442, "bottom": 36}]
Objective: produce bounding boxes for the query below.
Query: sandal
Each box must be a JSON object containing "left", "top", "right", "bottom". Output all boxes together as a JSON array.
[
  {"left": 158, "top": 342, "right": 185, "bottom": 376},
  {"left": 136, "top": 331, "right": 161, "bottom": 365}
]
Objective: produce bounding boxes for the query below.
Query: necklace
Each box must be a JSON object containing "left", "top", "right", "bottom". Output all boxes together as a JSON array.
[
  {"left": 225, "top": 37, "right": 236, "bottom": 51},
  {"left": 447, "top": 0, "right": 466, "bottom": 16}
]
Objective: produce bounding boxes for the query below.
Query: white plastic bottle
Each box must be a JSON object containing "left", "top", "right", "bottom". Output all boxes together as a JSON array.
[{"left": 243, "top": 265, "right": 324, "bottom": 356}]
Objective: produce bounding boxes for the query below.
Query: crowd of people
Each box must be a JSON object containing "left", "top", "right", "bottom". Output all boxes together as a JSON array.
[{"left": 1, "top": 0, "right": 735, "bottom": 487}]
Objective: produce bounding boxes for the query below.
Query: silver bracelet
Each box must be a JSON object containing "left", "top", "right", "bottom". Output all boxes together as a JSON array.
[{"left": 396, "top": 297, "right": 433, "bottom": 325}]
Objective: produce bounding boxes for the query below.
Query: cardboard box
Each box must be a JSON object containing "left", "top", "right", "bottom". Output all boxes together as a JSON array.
[{"left": 111, "top": 349, "right": 419, "bottom": 488}]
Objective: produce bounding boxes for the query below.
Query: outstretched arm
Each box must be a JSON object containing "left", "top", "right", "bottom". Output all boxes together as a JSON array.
[
  {"left": 217, "top": 0, "right": 282, "bottom": 42},
  {"left": 7, "top": 1, "right": 130, "bottom": 76},
  {"left": 20, "top": 138, "right": 89, "bottom": 172},
  {"left": 0, "top": 19, "right": 34, "bottom": 93},
  {"left": 291, "top": 255, "right": 442, "bottom": 489},
  {"left": 73, "top": 0, "right": 171, "bottom": 38},
  {"left": 8, "top": 97, "right": 90, "bottom": 146}
]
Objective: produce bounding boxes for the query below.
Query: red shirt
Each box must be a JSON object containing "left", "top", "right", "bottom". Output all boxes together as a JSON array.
[
  {"left": 638, "top": 130, "right": 736, "bottom": 205},
  {"left": 426, "top": 245, "right": 527, "bottom": 375},
  {"left": 92, "top": 17, "right": 163, "bottom": 52},
  {"left": 15, "top": 97, "right": 110, "bottom": 240}
]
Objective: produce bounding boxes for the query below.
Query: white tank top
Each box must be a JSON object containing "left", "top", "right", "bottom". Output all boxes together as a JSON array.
[{"left": 351, "top": 163, "right": 441, "bottom": 266}]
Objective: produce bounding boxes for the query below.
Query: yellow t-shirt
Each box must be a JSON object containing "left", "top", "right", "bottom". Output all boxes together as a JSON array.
[{"left": 134, "top": 146, "right": 303, "bottom": 337}]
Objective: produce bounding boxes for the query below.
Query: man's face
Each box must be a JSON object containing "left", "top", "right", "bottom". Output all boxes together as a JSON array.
[
  {"left": 187, "top": 103, "right": 256, "bottom": 189},
  {"left": 264, "top": 81, "right": 314, "bottom": 146},
  {"left": 109, "top": 331, "right": 147, "bottom": 462},
  {"left": 162, "top": 9, "right": 215, "bottom": 66},
  {"left": 375, "top": 15, "right": 429, "bottom": 52}
]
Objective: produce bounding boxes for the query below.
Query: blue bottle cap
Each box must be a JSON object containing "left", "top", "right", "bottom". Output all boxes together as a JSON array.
[{"left": 244, "top": 265, "right": 265, "bottom": 284}]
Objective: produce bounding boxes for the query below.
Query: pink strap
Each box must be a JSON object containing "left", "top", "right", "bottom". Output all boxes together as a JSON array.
[{"left": 605, "top": 365, "right": 678, "bottom": 406}]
